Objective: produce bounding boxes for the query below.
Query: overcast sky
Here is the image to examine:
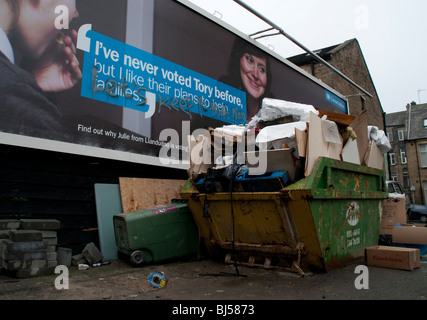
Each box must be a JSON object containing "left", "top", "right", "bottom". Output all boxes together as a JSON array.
[{"left": 187, "top": 0, "right": 427, "bottom": 115}]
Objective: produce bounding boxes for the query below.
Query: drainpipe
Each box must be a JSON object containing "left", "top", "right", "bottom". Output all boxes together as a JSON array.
[
  {"left": 383, "top": 111, "right": 391, "bottom": 180},
  {"left": 415, "top": 141, "right": 424, "bottom": 204},
  {"left": 407, "top": 103, "right": 412, "bottom": 140}
]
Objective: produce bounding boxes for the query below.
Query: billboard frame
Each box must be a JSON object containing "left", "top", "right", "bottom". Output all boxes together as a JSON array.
[
  {"left": 177, "top": 0, "right": 350, "bottom": 110},
  {"left": 0, "top": 0, "right": 349, "bottom": 171}
]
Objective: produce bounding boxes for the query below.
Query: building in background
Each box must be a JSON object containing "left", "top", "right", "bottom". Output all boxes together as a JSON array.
[
  {"left": 404, "top": 103, "right": 427, "bottom": 204},
  {"left": 288, "top": 38, "right": 385, "bottom": 130},
  {"left": 385, "top": 109, "right": 409, "bottom": 192},
  {"left": 386, "top": 102, "right": 427, "bottom": 204}
]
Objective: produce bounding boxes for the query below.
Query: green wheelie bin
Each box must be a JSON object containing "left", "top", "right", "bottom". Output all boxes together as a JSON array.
[{"left": 113, "top": 199, "right": 200, "bottom": 266}]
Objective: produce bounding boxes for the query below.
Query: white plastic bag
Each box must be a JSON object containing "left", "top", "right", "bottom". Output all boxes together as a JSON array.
[
  {"left": 255, "top": 121, "right": 307, "bottom": 151},
  {"left": 248, "top": 98, "right": 318, "bottom": 128},
  {"left": 368, "top": 126, "right": 392, "bottom": 153}
]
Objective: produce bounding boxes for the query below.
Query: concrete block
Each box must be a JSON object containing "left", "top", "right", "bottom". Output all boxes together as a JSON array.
[
  {"left": 2, "top": 239, "right": 47, "bottom": 253},
  {"left": 43, "top": 237, "right": 57, "bottom": 246},
  {"left": 82, "top": 242, "right": 104, "bottom": 264},
  {"left": 40, "top": 230, "right": 57, "bottom": 238},
  {"left": 0, "top": 230, "right": 10, "bottom": 239},
  {"left": 15, "top": 266, "right": 55, "bottom": 278},
  {"left": 46, "top": 252, "right": 57, "bottom": 261},
  {"left": 0, "top": 240, "right": 3, "bottom": 256},
  {"left": 72, "top": 253, "right": 87, "bottom": 266},
  {"left": 0, "top": 220, "right": 21, "bottom": 230},
  {"left": 8, "top": 230, "right": 43, "bottom": 242},
  {"left": 2, "top": 250, "right": 47, "bottom": 261},
  {"left": 3, "top": 259, "right": 47, "bottom": 271},
  {"left": 46, "top": 245, "right": 56, "bottom": 253},
  {"left": 57, "top": 248, "right": 72, "bottom": 267},
  {"left": 20, "top": 219, "right": 61, "bottom": 230},
  {"left": 47, "top": 260, "right": 58, "bottom": 267}
]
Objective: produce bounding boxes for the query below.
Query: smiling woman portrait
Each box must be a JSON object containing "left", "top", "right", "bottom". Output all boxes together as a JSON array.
[
  {"left": 0, "top": 0, "right": 81, "bottom": 138},
  {"left": 219, "top": 36, "right": 274, "bottom": 120}
]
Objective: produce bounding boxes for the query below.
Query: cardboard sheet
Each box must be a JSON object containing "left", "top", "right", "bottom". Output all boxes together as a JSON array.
[
  {"left": 365, "top": 246, "right": 420, "bottom": 271},
  {"left": 244, "top": 148, "right": 295, "bottom": 180},
  {"left": 381, "top": 197, "right": 407, "bottom": 234},
  {"left": 188, "top": 133, "right": 213, "bottom": 179},
  {"left": 295, "top": 128, "right": 307, "bottom": 158},
  {"left": 119, "top": 178, "right": 187, "bottom": 213},
  {"left": 341, "top": 138, "right": 361, "bottom": 165},
  {"left": 364, "top": 140, "right": 384, "bottom": 170},
  {"left": 304, "top": 112, "right": 343, "bottom": 177},
  {"left": 305, "top": 113, "right": 328, "bottom": 176},
  {"left": 317, "top": 109, "right": 356, "bottom": 126},
  {"left": 349, "top": 110, "right": 369, "bottom": 165},
  {"left": 392, "top": 225, "right": 427, "bottom": 245}
]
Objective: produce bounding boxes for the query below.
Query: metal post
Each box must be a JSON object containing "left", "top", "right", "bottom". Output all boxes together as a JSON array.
[{"left": 233, "top": 0, "right": 373, "bottom": 98}]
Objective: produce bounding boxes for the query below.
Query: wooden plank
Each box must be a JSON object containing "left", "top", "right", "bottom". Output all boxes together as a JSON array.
[
  {"left": 317, "top": 109, "right": 356, "bottom": 127},
  {"left": 295, "top": 128, "right": 307, "bottom": 158},
  {"left": 119, "top": 178, "right": 187, "bottom": 213}
]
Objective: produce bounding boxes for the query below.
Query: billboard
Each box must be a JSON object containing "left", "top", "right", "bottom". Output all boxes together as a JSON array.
[{"left": 0, "top": 0, "right": 347, "bottom": 168}]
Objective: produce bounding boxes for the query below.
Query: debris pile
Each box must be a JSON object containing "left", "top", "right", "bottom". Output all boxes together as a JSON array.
[
  {"left": 374, "top": 192, "right": 427, "bottom": 270},
  {"left": 188, "top": 98, "right": 390, "bottom": 191},
  {"left": 0, "top": 219, "right": 60, "bottom": 278},
  {"left": 70, "top": 242, "right": 107, "bottom": 270}
]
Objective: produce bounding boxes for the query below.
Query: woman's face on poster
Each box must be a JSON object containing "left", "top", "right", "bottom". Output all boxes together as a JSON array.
[
  {"left": 14, "top": 0, "right": 79, "bottom": 58},
  {"left": 239, "top": 53, "right": 267, "bottom": 99}
]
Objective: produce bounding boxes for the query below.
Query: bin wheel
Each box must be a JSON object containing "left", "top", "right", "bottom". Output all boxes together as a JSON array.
[{"left": 130, "top": 250, "right": 144, "bottom": 266}]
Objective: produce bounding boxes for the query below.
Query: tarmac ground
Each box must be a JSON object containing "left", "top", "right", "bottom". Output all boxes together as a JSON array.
[
  {"left": 0, "top": 254, "right": 426, "bottom": 318},
  {"left": 1, "top": 254, "right": 426, "bottom": 300}
]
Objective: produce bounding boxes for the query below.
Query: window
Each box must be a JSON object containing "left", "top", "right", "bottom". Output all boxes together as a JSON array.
[
  {"left": 420, "top": 144, "right": 427, "bottom": 167},
  {"left": 387, "top": 130, "right": 393, "bottom": 142},
  {"left": 400, "top": 150, "right": 407, "bottom": 164},
  {"left": 398, "top": 129, "right": 405, "bottom": 141},
  {"left": 389, "top": 153, "right": 396, "bottom": 165},
  {"left": 403, "top": 171, "right": 409, "bottom": 188},
  {"left": 424, "top": 119, "right": 427, "bottom": 127}
]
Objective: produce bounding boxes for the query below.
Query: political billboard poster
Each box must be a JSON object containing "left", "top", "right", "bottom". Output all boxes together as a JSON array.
[{"left": 0, "top": 0, "right": 347, "bottom": 168}]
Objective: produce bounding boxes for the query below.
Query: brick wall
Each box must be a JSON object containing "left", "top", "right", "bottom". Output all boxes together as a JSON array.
[
  {"left": 406, "top": 139, "right": 427, "bottom": 204},
  {"left": 296, "top": 40, "right": 385, "bottom": 130}
]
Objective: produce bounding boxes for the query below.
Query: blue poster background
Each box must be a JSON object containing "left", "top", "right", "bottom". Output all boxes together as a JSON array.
[{"left": 81, "top": 31, "right": 247, "bottom": 125}]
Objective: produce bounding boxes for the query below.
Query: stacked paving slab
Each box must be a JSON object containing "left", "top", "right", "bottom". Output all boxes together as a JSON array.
[{"left": 0, "top": 219, "right": 60, "bottom": 278}]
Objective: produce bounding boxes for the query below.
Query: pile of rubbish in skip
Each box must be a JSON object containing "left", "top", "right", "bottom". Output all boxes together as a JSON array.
[{"left": 187, "top": 97, "right": 391, "bottom": 192}]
